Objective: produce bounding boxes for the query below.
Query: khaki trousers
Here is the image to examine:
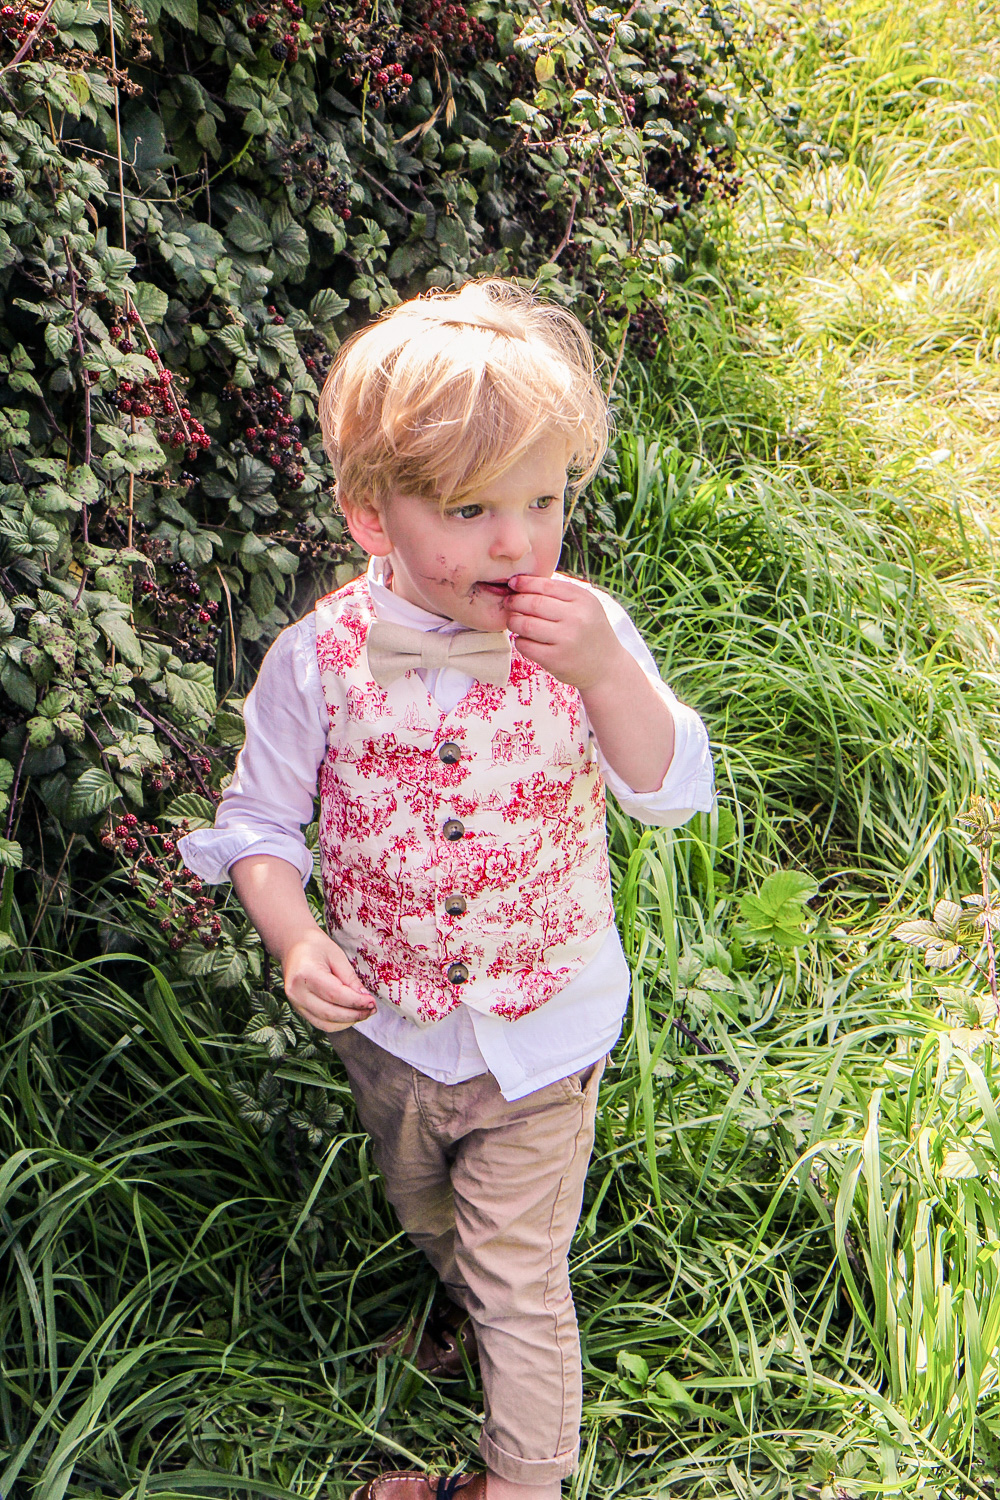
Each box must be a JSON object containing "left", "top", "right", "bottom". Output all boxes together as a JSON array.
[{"left": 331, "top": 1026, "right": 606, "bottom": 1484}]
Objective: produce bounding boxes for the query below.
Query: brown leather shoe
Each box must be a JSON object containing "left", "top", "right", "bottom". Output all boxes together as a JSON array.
[
  {"left": 375, "top": 1300, "right": 479, "bottom": 1378},
  {"left": 348, "top": 1471, "right": 487, "bottom": 1500}
]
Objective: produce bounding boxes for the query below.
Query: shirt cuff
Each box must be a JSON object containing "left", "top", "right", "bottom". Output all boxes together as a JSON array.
[{"left": 177, "top": 828, "right": 315, "bottom": 887}]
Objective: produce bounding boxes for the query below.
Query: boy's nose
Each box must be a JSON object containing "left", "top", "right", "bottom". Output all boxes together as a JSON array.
[{"left": 489, "top": 517, "right": 531, "bottom": 563}]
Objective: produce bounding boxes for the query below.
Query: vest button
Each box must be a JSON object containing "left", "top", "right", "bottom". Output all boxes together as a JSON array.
[
  {"left": 447, "top": 962, "right": 470, "bottom": 985},
  {"left": 444, "top": 894, "right": 467, "bottom": 916},
  {"left": 442, "top": 818, "right": 465, "bottom": 841},
  {"left": 438, "top": 741, "right": 461, "bottom": 764}
]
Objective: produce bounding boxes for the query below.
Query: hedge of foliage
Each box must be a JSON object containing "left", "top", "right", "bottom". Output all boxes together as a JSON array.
[{"left": 0, "top": 0, "right": 740, "bottom": 975}]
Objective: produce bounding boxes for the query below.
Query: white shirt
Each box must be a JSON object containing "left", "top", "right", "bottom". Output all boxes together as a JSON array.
[{"left": 178, "top": 557, "right": 715, "bottom": 1100}]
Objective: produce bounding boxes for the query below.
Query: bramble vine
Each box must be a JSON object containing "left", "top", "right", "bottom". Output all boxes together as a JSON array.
[{"left": 0, "top": 0, "right": 745, "bottom": 979}]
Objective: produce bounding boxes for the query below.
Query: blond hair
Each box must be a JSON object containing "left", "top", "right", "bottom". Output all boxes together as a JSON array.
[{"left": 318, "top": 278, "right": 610, "bottom": 517}]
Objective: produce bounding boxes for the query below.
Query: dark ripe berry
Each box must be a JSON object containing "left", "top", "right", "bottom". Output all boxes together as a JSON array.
[
  {"left": 120, "top": 338, "right": 134, "bottom": 353},
  {"left": 87, "top": 370, "right": 100, "bottom": 384},
  {"left": 278, "top": 433, "right": 291, "bottom": 449},
  {"left": 271, "top": 39, "right": 287, "bottom": 57},
  {"left": 125, "top": 813, "right": 138, "bottom": 826},
  {"left": 120, "top": 399, "right": 133, "bottom": 413},
  {"left": 180, "top": 407, "right": 191, "bottom": 419},
  {"left": 136, "top": 403, "right": 153, "bottom": 417},
  {"left": 248, "top": 9, "right": 267, "bottom": 24},
  {"left": 375, "top": 69, "right": 389, "bottom": 86},
  {"left": 159, "top": 917, "right": 172, "bottom": 931},
  {"left": 282, "top": 31, "right": 294, "bottom": 43},
  {"left": 110, "top": 324, "right": 123, "bottom": 339},
  {"left": 126, "top": 308, "right": 140, "bottom": 324}
]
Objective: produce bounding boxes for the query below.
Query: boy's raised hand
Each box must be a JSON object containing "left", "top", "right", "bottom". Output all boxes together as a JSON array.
[
  {"left": 282, "top": 929, "right": 377, "bottom": 1033},
  {"left": 505, "top": 575, "right": 625, "bottom": 690}
]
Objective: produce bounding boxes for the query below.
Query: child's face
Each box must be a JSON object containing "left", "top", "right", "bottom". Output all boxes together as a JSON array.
[{"left": 342, "top": 433, "right": 569, "bottom": 631}]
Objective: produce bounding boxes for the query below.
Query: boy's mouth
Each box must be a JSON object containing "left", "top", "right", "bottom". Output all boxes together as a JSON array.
[{"left": 476, "top": 579, "right": 514, "bottom": 598}]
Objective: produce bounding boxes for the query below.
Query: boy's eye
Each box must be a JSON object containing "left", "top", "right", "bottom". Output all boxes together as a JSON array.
[
  {"left": 452, "top": 504, "right": 483, "bottom": 519},
  {"left": 534, "top": 496, "right": 555, "bottom": 511}
]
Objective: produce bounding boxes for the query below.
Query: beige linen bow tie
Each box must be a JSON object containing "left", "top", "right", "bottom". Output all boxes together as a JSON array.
[{"left": 367, "top": 620, "right": 512, "bottom": 688}]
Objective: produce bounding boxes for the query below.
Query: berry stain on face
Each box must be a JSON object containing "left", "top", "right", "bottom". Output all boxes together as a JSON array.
[{"left": 342, "top": 433, "right": 570, "bottom": 631}]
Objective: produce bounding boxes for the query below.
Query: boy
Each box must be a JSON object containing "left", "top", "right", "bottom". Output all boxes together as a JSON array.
[{"left": 179, "top": 278, "right": 714, "bottom": 1500}]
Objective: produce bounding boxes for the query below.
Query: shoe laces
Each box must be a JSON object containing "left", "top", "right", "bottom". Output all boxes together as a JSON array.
[{"left": 435, "top": 1476, "right": 469, "bottom": 1500}]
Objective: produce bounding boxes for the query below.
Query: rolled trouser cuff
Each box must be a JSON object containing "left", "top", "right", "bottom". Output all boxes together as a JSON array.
[{"left": 478, "top": 1431, "right": 579, "bottom": 1484}]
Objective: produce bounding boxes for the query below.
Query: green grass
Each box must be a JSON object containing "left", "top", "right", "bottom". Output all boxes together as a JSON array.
[{"left": 6, "top": 2, "right": 1000, "bottom": 1497}]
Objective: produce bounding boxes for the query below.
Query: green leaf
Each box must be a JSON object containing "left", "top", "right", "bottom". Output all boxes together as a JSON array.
[
  {"left": 160, "top": 0, "right": 198, "bottom": 28},
  {"left": 96, "top": 610, "right": 143, "bottom": 666},
  {"left": 738, "top": 870, "right": 818, "bottom": 947},
  {"left": 164, "top": 792, "right": 216, "bottom": 829},
  {"left": 132, "top": 282, "right": 169, "bottom": 323},
  {"left": 0, "top": 836, "right": 22, "bottom": 869},
  {"left": 66, "top": 765, "right": 119, "bottom": 820},
  {"left": 226, "top": 211, "right": 272, "bottom": 254},
  {"left": 165, "top": 660, "right": 216, "bottom": 721},
  {"left": 44, "top": 322, "right": 74, "bottom": 360}
]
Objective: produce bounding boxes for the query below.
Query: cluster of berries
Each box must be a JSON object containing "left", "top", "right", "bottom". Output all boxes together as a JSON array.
[
  {"left": 277, "top": 135, "right": 352, "bottom": 218},
  {"left": 350, "top": 34, "right": 413, "bottom": 102},
  {"left": 244, "top": 0, "right": 313, "bottom": 63},
  {"left": 106, "top": 312, "right": 211, "bottom": 462},
  {"left": 0, "top": 164, "right": 15, "bottom": 201},
  {"left": 102, "top": 812, "right": 223, "bottom": 952},
  {"left": 144, "top": 756, "right": 179, "bottom": 794},
  {"left": 410, "top": 0, "right": 490, "bottom": 66},
  {"left": 301, "top": 331, "right": 333, "bottom": 381},
  {"left": 290, "top": 517, "right": 355, "bottom": 571},
  {"left": 136, "top": 557, "right": 221, "bottom": 665},
  {"left": 223, "top": 379, "right": 306, "bottom": 489},
  {"left": 0, "top": 4, "right": 57, "bottom": 59}
]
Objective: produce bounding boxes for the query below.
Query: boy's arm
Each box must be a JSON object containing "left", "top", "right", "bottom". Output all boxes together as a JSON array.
[
  {"left": 231, "top": 853, "right": 376, "bottom": 1031},
  {"left": 507, "top": 574, "right": 698, "bottom": 795}
]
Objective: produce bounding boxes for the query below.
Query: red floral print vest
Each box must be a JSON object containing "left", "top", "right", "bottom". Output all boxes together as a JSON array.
[{"left": 314, "top": 576, "right": 615, "bottom": 1026}]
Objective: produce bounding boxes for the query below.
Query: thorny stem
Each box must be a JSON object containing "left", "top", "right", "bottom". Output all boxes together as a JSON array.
[
  {"left": 132, "top": 700, "right": 216, "bottom": 801},
  {"left": 5, "top": 736, "right": 29, "bottom": 841},
  {"left": 0, "top": 0, "right": 56, "bottom": 76},
  {"left": 62, "top": 239, "right": 91, "bottom": 547}
]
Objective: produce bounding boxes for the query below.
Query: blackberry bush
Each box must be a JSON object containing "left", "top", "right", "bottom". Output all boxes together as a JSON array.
[{"left": 0, "top": 0, "right": 745, "bottom": 980}]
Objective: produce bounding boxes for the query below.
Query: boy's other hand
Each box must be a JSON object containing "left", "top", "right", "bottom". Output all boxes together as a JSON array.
[
  {"left": 506, "top": 575, "right": 624, "bottom": 691},
  {"left": 282, "top": 930, "right": 377, "bottom": 1032}
]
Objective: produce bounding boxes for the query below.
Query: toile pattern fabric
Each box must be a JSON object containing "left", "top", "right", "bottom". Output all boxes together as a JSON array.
[{"left": 314, "top": 575, "right": 615, "bottom": 1027}]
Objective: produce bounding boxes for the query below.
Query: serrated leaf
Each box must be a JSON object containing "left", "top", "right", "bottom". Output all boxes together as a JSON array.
[
  {"left": 66, "top": 765, "right": 119, "bottom": 819},
  {"left": 0, "top": 836, "right": 22, "bottom": 869},
  {"left": 96, "top": 610, "right": 143, "bottom": 666},
  {"left": 132, "top": 282, "right": 169, "bottom": 323},
  {"left": 165, "top": 792, "right": 216, "bottom": 829},
  {"left": 45, "top": 322, "right": 74, "bottom": 359},
  {"left": 941, "top": 1145, "right": 986, "bottom": 1179},
  {"left": 739, "top": 870, "right": 817, "bottom": 946},
  {"left": 160, "top": 0, "right": 197, "bottom": 28},
  {"left": 227, "top": 211, "right": 272, "bottom": 253}
]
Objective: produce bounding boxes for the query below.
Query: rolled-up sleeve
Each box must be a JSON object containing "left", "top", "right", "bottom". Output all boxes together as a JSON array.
[
  {"left": 177, "top": 617, "right": 328, "bottom": 887},
  {"left": 589, "top": 588, "right": 715, "bottom": 827}
]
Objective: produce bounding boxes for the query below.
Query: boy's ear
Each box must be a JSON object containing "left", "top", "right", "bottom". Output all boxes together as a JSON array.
[{"left": 340, "top": 493, "right": 392, "bottom": 556}]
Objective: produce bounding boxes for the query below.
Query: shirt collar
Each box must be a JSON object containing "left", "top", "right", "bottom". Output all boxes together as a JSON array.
[{"left": 366, "top": 555, "right": 466, "bottom": 635}]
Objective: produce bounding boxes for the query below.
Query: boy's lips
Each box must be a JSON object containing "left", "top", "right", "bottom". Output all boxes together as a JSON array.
[{"left": 477, "top": 579, "right": 514, "bottom": 597}]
